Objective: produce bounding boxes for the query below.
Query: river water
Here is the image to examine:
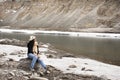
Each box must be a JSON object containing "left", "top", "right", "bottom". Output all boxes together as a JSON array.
[{"left": 0, "top": 32, "right": 120, "bottom": 66}]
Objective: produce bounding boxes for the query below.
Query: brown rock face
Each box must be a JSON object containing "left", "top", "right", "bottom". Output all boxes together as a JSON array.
[{"left": 0, "top": 0, "right": 120, "bottom": 32}]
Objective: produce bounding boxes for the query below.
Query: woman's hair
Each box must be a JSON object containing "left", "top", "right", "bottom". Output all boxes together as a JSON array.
[{"left": 33, "top": 40, "right": 39, "bottom": 54}]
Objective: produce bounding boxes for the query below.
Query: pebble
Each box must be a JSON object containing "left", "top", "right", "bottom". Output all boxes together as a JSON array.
[{"left": 69, "top": 64, "right": 77, "bottom": 68}]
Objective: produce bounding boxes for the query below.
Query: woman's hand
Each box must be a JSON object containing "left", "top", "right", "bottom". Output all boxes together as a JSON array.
[
  {"left": 38, "top": 54, "right": 41, "bottom": 58},
  {"left": 33, "top": 53, "right": 38, "bottom": 57}
]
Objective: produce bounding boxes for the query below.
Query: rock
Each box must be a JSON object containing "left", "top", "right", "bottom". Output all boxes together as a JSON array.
[
  {"left": 21, "top": 71, "right": 31, "bottom": 77},
  {"left": 7, "top": 72, "right": 15, "bottom": 80},
  {"left": 17, "top": 58, "right": 32, "bottom": 71},
  {"left": 100, "top": 75, "right": 108, "bottom": 80},
  {"left": 81, "top": 67, "right": 86, "bottom": 71},
  {"left": 24, "top": 76, "right": 29, "bottom": 80},
  {"left": 0, "top": 39, "right": 12, "bottom": 44},
  {"left": 0, "top": 52, "right": 7, "bottom": 57},
  {"left": 85, "top": 69, "right": 93, "bottom": 71},
  {"left": 46, "top": 54, "right": 56, "bottom": 58},
  {"left": 18, "top": 54, "right": 24, "bottom": 57},
  {"left": 0, "top": 63, "right": 5, "bottom": 68},
  {"left": 17, "top": 58, "right": 42, "bottom": 71},
  {"left": 2, "top": 62, "right": 9, "bottom": 68},
  {"left": 9, "top": 72, "right": 15, "bottom": 76},
  {"left": 61, "top": 76, "right": 69, "bottom": 79},
  {"left": 0, "top": 72, "right": 27, "bottom": 80},
  {"left": 12, "top": 76, "right": 28, "bottom": 80},
  {"left": 9, "top": 50, "right": 26, "bottom": 57},
  {"left": 66, "top": 68, "right": 70, "bottom": 70},
  {"left": 69, "top": 65, "right": 77, "bottom": 68},
  {"left": 18, "top": 54, "right": 22, "bottom": 57},
  {"left": 84, "top": 63, "right": 88, "bottom": 65},
  {"left": 10, "top": 51, "right": 22, "bottom": 55},
  {"left": 29, "top": 76, "right": 48, "bottom": 80},
  {"left": 8, "top": 58, "right": 15, "bottom": 61},
  {"left": 62, "top": 53, "right": 75, "bottom": 57},
  {"left": 10, "top": 52, "right": 17, "bottom": 55},
  {"left": 0, "top": 39, "right": 27, "bottom": 46},
  {"left": 81, "top": 67, "right": 93, "bottom": 71}
]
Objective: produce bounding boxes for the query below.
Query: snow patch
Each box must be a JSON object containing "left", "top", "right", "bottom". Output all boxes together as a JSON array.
[
  {"left": 46, "top": 57, "right": 120, "bottom": 80},
  {"left": 0, "top": 44, "right": 27, "bottom": 61},
  {"left": 0, "top": 44, "right": 48, "bottom": 61}
]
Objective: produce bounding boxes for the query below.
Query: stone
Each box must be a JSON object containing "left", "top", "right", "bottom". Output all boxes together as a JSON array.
[
  {"left": 20, "top": 71, "right": 31, "bottom": 76},
  {"left": 10, "top": 52, "right": 17, "bottom": 55},
  {"left": 100, "top": 75, "right": 108, "bottom": 80},
  {"left": 7, "top": 72, "right": 14, "bottom": 80},
  {"left": 81, "top": 67, "right": 86, "bottom": 71},
  {"left": 0, "top": 39, "right": 26, "bottom": 46},
  {"left": 9, "top": 72, "right": 15, "bottom": 76},
  {"left": 0, "top": 52, "right": 7, "bottom": 57},
  {"left": 9, "top": 58, "right": 15, "bottom": 61},
  {"left": 81, "top": 67, "right": 93, "bottom": 71},
  {"left": 84, "top": 63, "right": 88, "bottom": 65},
  {"left": 0, "top": 62, "right": 4, "bottom": 68},
  {"left": 62, "top": 53, "right": 75, "bottom": 57},
  {"left": 12, "top": 76, "right": 28, "bottom": 80},
  {"left": 10, "top": 51, "right": 23, "bottom": 55},
  {"left": 17, "top": 58, "right": 42, "bottom": 71},
  {"left": 69, "top": 65, "right": 77, "bottom": 68},
  {"left": 29, "top": 76, "right": 48, "bottom": 80},
  {"left": 85, "top": 69, "right": 93, "bottom": 71},
  {"left": 46, "top": 54, "right": 56, "bottom": 58},
  {"left": 66, "top": 68, "right": 70, "bottom": 70}
]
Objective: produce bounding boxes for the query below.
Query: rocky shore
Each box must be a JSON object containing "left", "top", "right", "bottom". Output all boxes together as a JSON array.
[{"left": 0, "top": 39, "right": 120, "bottom": 80}]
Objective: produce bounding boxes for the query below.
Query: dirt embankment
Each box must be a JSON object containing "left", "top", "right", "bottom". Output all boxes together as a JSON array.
[{"left": 0, "top": 0, "right": 120, "bottom": 32}]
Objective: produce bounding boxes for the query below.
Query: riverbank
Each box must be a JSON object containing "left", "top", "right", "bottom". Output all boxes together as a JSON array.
[{"left": 0, "top": 39, "right": 120, "bottom": 80}]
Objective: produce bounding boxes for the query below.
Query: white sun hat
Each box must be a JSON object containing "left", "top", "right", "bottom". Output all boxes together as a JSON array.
[{"left": 29, "top": 36, "right": 36, "bottom": 41}]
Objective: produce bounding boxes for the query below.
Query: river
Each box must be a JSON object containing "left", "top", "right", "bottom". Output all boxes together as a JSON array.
[{"left": 0, "top": 31, "right": 120, "bottom": 66}]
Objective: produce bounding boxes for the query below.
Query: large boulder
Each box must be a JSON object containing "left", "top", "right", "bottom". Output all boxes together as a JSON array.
[{"left": 17, "top": 58, "right": 41, "bottom": 71}]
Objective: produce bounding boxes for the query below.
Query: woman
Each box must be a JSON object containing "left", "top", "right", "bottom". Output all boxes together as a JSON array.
[{"left": 27, "top": 36, "right": 48, "bottom": 73}]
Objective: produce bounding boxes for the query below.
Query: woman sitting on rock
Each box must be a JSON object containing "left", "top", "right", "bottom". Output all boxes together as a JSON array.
[{"left": 27, "top": 36, "right": 48, "bottom": 73}]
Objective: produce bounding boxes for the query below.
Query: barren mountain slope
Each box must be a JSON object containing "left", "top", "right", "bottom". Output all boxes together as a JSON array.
[{"left": 0, "top": 0, "right": 120, "bottom": 32}]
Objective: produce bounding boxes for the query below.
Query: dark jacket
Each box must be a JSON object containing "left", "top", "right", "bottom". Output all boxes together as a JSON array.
[
  {"left": 27, "top": 40, "right": 34, "bottom": 54},
  {"left": 27, "top": 39, "right": 39, "bottom": 54}
]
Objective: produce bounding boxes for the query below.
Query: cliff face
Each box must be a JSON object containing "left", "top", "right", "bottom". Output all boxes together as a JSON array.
[{"left": 0, "top": 0, "right": 120, "bottom": 32}]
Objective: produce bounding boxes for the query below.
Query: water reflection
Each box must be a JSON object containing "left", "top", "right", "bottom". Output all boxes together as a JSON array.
[{"left": 0, "top": 32, "right": 120, "bottom": 66}]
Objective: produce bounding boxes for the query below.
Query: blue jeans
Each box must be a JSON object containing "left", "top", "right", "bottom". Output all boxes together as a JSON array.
[{"left": 28, "top": 53, "right": 46, "bottom": 69}]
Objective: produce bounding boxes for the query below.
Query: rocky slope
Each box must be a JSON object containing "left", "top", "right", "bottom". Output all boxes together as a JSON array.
[
  {"left": 0, "top": 0, "right": 120, "bottom": 32},
  {"left": 0, "top": 39, "right": 107, "bottom": 80}
]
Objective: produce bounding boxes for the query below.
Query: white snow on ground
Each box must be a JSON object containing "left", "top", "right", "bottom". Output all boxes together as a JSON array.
[
  {"left": 45, "top": 58, "right": 120, "bottom": 80},
  {"left": 0, "top": 29, "right": 120, "bottom": 39},
  {"left": 0, "top": 44, "right": 120, "bottom": 80},
  {"left": 0, "top": 44, "right": 27, "bottom": 61},
  {"left": 0, "top": 44, "right": 48, "bottom": 61}
]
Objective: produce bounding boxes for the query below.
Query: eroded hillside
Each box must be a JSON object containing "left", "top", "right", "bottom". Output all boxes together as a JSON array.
[{"left": 0, "top": 0, "right": 120, "bottom": 32}]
